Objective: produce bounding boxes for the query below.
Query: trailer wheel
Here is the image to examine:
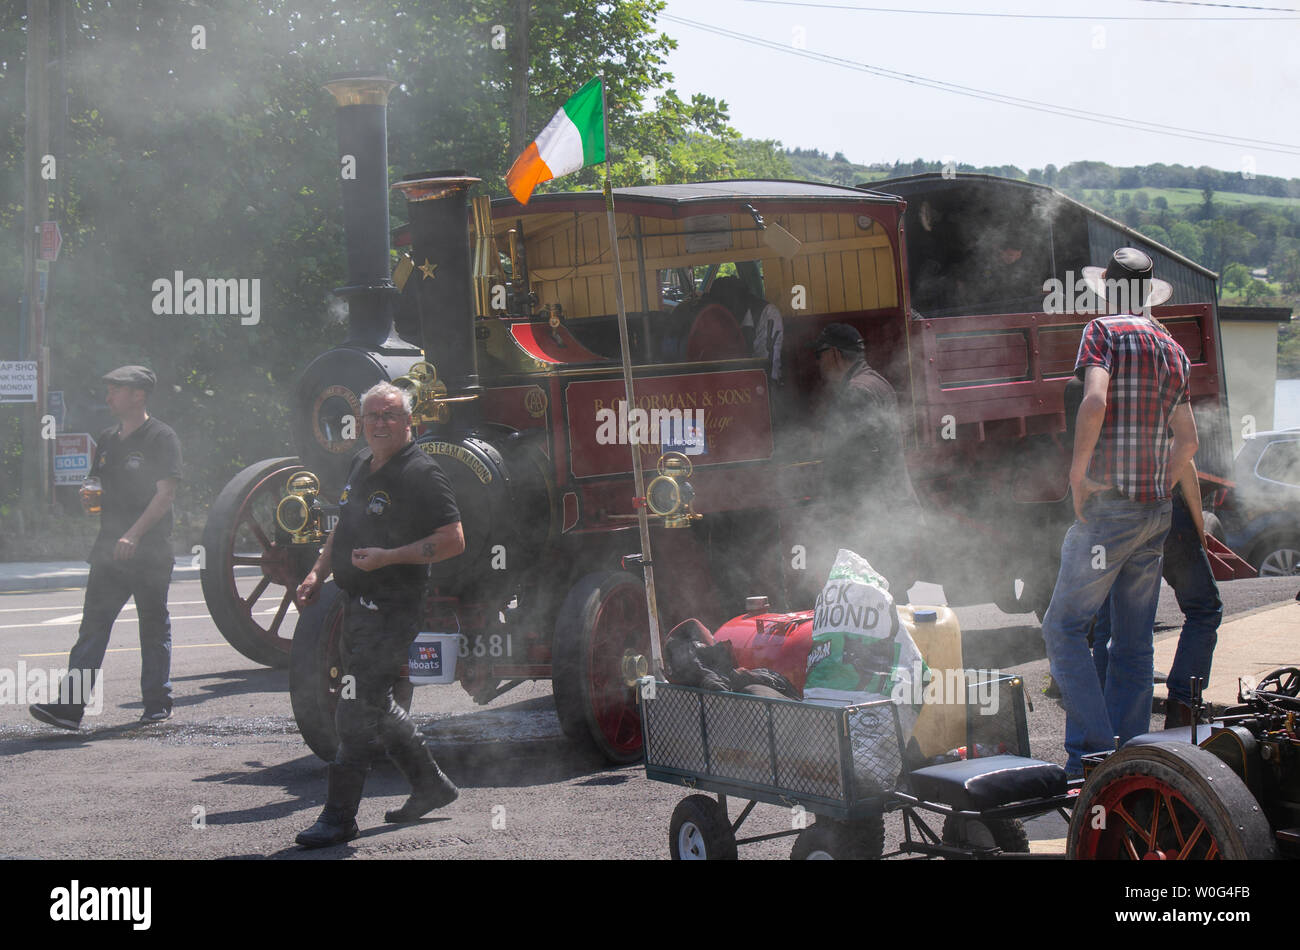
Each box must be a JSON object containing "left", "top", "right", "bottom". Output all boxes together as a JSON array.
[
  {"left": 941, "top": 815, "right": 1030, "bottom": 854},
  {"left": 201, "top": 456, "right": 315, "bottom": 667},
  {"left": 289, "top": 582, "right": 412, "bottom": 762},
  {"left": 790, "top": 817, "right": 885, "bottom": 860},
  {"left": 1068, "top": 741, "right": 1276, "bottom": 860},
  {"left": 669, "top": 795, "right": 737, "bottom": 860},
  {"left": 552, "top": 571, "right": 650, "bottom": 764}
]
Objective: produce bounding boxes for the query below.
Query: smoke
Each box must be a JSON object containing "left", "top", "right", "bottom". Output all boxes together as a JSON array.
[{"left": 325, "top": 293, "right": 348, "bottom": 326}]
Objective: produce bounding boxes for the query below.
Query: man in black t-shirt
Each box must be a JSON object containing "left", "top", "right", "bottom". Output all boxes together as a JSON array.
[
  {"left": 30, "top": 366, "right": 183, "bottom": 730},
  {"left": 293, "top": 382, "right": 465, "bottom": 848}
]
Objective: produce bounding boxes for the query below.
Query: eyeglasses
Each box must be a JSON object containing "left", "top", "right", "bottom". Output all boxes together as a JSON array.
[{"left": 362, "top": 410, "right": 408, "bottom": 425}]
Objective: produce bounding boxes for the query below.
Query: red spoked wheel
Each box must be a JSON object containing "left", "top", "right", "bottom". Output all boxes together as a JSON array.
[
  {"left": 552, "top": 571, "right": 651, "bottom": 764},
  {"left": 201, "top": 457, "right": 317, "bottom": 667},
  {"left": 1068, "top": 741, "right": 1276, "bottom": 861}
]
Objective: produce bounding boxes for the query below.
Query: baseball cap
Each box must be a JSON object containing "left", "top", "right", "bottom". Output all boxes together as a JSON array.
[{"left": 808, "top": 323, "right": 865, "bottom": 355}]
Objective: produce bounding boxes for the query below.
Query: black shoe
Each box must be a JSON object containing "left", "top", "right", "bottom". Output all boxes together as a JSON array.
[
  {"left": 140, "top": 709, "right": 172, "bottom": 723},
  {"left": 384, "top": 744, "right": 459, "bottom": 823},
  {"left": 295, "top": 810, "right": 360, "bottom": 849},
  {"left": 29, "top": 703, "right": 81, "bottom": 730},
  {"left": 296, "top": 764, "right": 367, "bottom": 849}
]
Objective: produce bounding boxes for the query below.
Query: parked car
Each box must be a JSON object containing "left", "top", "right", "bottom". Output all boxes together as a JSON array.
[{"left": 1216, "top": 428, "right": 1300, "bottom": 576}]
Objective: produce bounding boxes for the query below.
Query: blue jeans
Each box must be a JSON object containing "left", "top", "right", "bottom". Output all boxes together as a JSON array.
[
  {"left": 65, "top": 557, "right": 174, "bottom": 715},
  {"left": 1041, "top": 496, "right": 1171, "bottom": 773},
  {"left": 1088, "top": 496, "right": 1221, "bottom": 706}
]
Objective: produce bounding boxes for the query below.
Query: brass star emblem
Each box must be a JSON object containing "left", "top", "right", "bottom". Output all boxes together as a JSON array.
[{"left": 418, "top": 258, "right": 438, "bottom": 280}]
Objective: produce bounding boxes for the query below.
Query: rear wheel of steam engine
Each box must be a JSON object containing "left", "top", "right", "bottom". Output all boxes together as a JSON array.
[
  {"left": 1068, "top": 741, "right": 1276, "bottom": 861},
  {"left": 552, "top": 571, "right": 650, "bottom": 765},
  {"left": 941, "top": 815, "right": 1030, "bottom": 854},
  {"left": 289, "top": 581, "right": 412, "bottom": 761},
  {"left": 669, "top": 795, "right": 737, "bottom": 860},
  {"left": 201, "top": 457, "right": 315, "bottom": 667},
  {"left": 790, "top": 817, "right": 885, "bottom": 860}
]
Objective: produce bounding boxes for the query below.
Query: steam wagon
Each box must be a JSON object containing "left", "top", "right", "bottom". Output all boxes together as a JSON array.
[{"left": 199, "top": 76, "right": 1236, "bottom": 764}]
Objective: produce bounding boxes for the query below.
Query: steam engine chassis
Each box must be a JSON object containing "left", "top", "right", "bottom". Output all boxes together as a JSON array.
[{"left": 198, "top": 75, "right": 1239, "bottom": 767}]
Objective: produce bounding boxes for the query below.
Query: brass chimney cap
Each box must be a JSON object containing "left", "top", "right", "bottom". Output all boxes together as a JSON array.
[
  {"left": 392, "top": 174, "right": 483, "bottom": 202},
  {"left": 323, "top": 76, "right": 398, "bottom": 107}
]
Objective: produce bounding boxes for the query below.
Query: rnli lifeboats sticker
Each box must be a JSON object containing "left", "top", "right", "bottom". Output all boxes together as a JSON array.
[{"left": 366, "top": 490, "right": 391, "bottom": 515}]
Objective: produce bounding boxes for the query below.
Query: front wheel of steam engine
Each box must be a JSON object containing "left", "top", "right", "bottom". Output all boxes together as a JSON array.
[
  {"left": 552, "top": 571, "right": 651, "bottom": 765},
  {"left": 200, "top": 457, "right": 316, "bottom": 667},
  {"left": 1067, "top": 741, "right": 1276, "bottom": 860},
  {"left": 288, "top": 580, "right": 413, "bottom": 761}
]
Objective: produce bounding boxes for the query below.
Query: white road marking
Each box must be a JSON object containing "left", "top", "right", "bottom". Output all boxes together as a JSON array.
[
  {"left": 21, "top": 642, "right": 235, "bottom": 658},
  {"left": 2, "top": 604, "right": 295, "bottom": 631},
  {"left": 0, "top": 599, "right": 213, "bottom": 614}
]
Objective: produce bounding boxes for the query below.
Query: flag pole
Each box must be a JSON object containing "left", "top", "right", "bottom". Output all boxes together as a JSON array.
[{"left": 599, "top": 75, "right": 664, "bottom": 679}]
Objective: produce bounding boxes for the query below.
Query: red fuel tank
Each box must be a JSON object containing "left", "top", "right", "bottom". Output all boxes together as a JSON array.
[{"left": 713, "top": 605, "right": 815, "bottom": 692}]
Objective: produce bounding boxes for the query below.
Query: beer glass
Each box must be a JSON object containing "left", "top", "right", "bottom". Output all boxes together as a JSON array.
[{"left": 81, "top": 476, "right": 102, "bottom": 515}]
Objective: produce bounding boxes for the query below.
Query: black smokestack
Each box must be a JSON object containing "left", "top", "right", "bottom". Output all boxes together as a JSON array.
[
  {"left": 323, "top": 75, "right": 398, "bottom": 345},
  {"left": 391, "top": 172, "right": 481, "bottom": 394}
]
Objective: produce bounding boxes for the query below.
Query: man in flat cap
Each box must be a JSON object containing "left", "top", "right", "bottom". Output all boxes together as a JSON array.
[
  {"left": 806, "top": 323, "right": 925, "bottom": 600},
  {"left": 30, "top": 366, "right": 184, "bottom": 729}
]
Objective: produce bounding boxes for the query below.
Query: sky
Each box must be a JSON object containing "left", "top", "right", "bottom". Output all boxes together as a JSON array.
[{"left": 653, "top": 0, "right": 1300, "bottom": 180}]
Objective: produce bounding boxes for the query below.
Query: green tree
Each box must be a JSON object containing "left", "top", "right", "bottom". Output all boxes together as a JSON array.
[
  {"left": 1272, "top": 243, "right": 1300, "bottom": 294},
  {"left": 1222, "top": 262, "right": 1252, "bottom": 295},
  {"left": 1139, "top": 224, "right": 1172, "bottom": 247},
  {"left": 1168, "top": 221, "right": 1204, "bottom": 263},
  {"left": 4, "top": 0, "right": 761, "bottom": 523},
  {"left": 1198, "top": 219, "right": 1256, "bottom": 277},
  {"left": 1243, "top": 279, "right": 1270, "bottom": 306}
]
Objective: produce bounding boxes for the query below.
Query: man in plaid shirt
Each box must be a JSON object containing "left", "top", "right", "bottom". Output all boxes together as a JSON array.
[{"left": 1042, "top": 248, "right": 1199, "bottom": 775}]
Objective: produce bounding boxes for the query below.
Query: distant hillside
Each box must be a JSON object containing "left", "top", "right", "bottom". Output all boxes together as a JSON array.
[
  {"left": 782, "top": 150, "right": 1300, "bottom": 319},
  {"left": 785, "top": 151, "right": 1300, "bottom": 201}
]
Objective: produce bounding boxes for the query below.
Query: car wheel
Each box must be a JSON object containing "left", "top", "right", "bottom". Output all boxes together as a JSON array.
[{"left": 1249, "top": 534, "right": 1300, "bottom": 577}]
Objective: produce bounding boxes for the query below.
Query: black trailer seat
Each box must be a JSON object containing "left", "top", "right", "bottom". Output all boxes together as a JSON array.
[
  {"left": 1123, "top": 724, "right": 1214, "bottom": 747},
  {"left": 908, "top": 755, "right": 1068, "bottom": 811}
]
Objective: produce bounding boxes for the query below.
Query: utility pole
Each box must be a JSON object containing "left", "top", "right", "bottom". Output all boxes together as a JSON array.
[
  {"left": 509, "top": 0, "right": 529, "bottom": 157},
  {"left": 22, "top": 0, "right": 52, "bottom": 509}
]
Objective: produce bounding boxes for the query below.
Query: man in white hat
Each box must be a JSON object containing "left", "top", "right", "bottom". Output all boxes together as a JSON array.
[{"left": 1041, "top": 248, "right": 1198, "bottom": 776}]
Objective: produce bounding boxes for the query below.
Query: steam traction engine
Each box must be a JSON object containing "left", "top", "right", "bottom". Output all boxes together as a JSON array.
[{"left": 200, "top": 75, "right": 1240, "bottom": 766}]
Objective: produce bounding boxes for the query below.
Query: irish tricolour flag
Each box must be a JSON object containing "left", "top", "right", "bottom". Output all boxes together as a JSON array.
[{"left": 506, "top": 76, "right": 606, "bottom": 205}]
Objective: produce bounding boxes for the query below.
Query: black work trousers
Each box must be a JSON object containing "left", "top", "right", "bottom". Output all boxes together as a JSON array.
[
  {"left": 66, "top": 555, "right": 174, "bottom": 715},
  {"left": 333, "top": 594, "right": 424, "bottom": 770}
]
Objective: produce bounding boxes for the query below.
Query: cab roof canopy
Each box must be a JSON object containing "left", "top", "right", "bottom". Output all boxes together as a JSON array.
[
  {"left": 868, "top": 173, "right": 1217, "bottom": 318},
  {"left": 496, "top": 178, "right": 905, "bottom": 214}
]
